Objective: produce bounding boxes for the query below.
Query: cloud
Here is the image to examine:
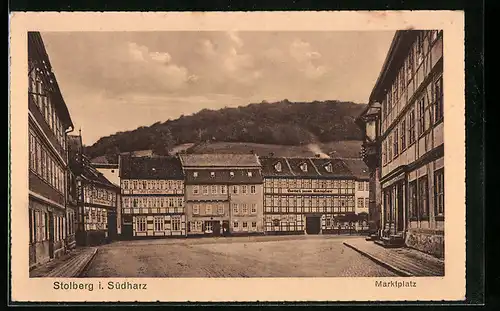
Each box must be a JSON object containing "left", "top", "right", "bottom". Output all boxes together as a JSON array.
[
  {"left": 227, "top": 31, "right": 243, "bottom": 48},
  {"left": 289, "top": 39, "right": 327, "bottom": 79}
]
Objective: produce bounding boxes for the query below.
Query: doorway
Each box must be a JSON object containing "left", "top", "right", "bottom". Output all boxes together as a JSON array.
[
  {"left": 305, "top": 216, "right": 321, "bottom": 234},
  {"left": 48, "top": 212, "right": 54, "bottom": 258},
  {"left": 397, "top": 183, "right": 404, "bottom": 232},
  {"left": 213, "top": 221, "right": 221, "bottom": 237}
]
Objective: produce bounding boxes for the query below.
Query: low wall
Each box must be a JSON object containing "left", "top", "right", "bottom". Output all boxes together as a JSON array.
[{"left": 405, "top": 228, "right": 444, "bottom": 259}]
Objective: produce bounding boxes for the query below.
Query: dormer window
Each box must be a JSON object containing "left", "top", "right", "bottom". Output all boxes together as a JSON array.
[
  {"left": 230, "top": 171, "right": 235, "bottom": 178},
  {"left": 325, "top": 163, "right": 333, "bottom": 173},
  {"left": 210, "top": 172, "right": 215, "bottom": 178},
  {"left": 193, "top": 172, "right": 198, "bottom": 178},
  {"left": 274, "top": 162, "right": 282, "bottom": 172},
  {"left": 300, "top": 163, "right": 308, "bottom": 172},
  {"left": 247, "top": 172, "right": 253, "bottom": 177}
]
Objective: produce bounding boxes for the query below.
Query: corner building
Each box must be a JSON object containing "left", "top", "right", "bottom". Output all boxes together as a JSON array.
[
  {"left": 369, "top": 30, "right": 444, "bottom": 257},
  {"left": 180, "top": 154, "right": 264, "bottom": 236},
  {"left": 119, "top": 155, "right": 186, "bottom": 238},
  {"left": 261, "top": 157, "right": 364, "bottom": 235},
  {"left": 28, "top": 32, "right": 74, "bottom": 267}
]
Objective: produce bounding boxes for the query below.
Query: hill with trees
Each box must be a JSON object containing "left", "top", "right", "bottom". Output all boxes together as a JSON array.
[{"left": 84, "top": 99, "right": 367, "bottom": 163}]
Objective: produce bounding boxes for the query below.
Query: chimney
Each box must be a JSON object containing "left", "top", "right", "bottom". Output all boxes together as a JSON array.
[{"left": 269, "top": 152, "right": 275, "bottom": 157}]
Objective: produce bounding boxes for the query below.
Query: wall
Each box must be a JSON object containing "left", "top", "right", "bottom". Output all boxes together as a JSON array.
[{"left": 95, "top": 167, "right": 120, "bottom": 187}]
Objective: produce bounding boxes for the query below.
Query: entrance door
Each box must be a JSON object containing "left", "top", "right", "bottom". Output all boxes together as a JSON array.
[
  {"left": 222, "top": 221, "right": 230, "bottom": 236},
  {"left": 397, "top": 183, "right": 404, "bottom": 232},
  {"left": 305, "top": 216, "right": 321, "bottom": 234},
  {"left": 48, "top": 212, "right": 54, "bottom": 258},
  {"left": 107, "top": 211, "right": 117, "bottom": 241},
  {"left": 213, "top": 221, "right": 221, "bottom": 237}
]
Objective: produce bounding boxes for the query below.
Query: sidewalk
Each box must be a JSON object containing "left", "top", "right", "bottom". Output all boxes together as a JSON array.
[
  {"left": 30, "top": 247, "right": 98, "bottom": 278},
  {"left": 343, "top": 238, "right": 444, "bottom": 277}
]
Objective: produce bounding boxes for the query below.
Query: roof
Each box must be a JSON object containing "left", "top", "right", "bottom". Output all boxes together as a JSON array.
[
  {"left": 28, "top": 32, "right": 73, "bottom": 129},
  {"left": 261, "top": 156, "right": 364, "bottom": 179},
  {"left": 184, "top": 168, "right": 263, "bottom": 185},
  {"left": 81, "top": 163, "right": 119, "bottom": 190},
  {"left": 179, "top": 154, "right": 261, "bottom": 168},
  {"left": 90, "top": 155, "right": 109, "bottom": 164},
  {"left": 342, "top": 158, "right": 370, "bottom": 180},
  {"left": 120, "top": 156, "right": 184, "bottom": 180},
  {"left": 368, "top": 30, "right": 418, "bottom": 103}
]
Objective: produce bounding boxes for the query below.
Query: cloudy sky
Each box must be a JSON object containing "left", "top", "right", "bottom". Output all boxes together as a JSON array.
[{"left": 41, "top": 31, "right": 395, "bottom": 145}]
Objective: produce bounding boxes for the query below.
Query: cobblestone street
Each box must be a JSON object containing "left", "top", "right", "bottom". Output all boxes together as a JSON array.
[{"left": 82, "top": 235, "right": 397, "bottom": 277}]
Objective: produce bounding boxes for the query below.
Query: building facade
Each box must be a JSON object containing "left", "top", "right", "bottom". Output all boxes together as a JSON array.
[
  {"left": 260, "top": 157, "right": 367, "bottom": 235},
  {"left": 73, "top": 153, "right": 120, "bottom": 246},
  {"left": 363, "top": 30, "right": 444, "bottom": 257},
  {"left": 28, "top": 32, "right": 74, "bottom": 267},
  {"left": 180, "top": 154, "right": 264, "bottom": 236},
  {"left": 119, "top": 155, "right": 187, "bottom": 238},
  {"left": 92, "top": 162, "right": 121, "bottom": 235}
]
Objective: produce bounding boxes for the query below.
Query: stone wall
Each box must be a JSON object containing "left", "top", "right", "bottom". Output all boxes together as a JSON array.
[{"left": 405, "top": 228, "right": 444, "bottom": 259}]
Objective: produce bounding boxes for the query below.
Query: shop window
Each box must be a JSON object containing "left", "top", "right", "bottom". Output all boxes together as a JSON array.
[
  {"left": 172, "top": 216, "right": 181, "bottom": 231},
  {"left": 136, "top": 217, "right": 147, "bottom": 232}
]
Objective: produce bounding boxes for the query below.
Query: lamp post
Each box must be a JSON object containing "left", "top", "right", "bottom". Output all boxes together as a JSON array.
[{"left": 355, "top": 102, "right": 381, "bottom": 240}]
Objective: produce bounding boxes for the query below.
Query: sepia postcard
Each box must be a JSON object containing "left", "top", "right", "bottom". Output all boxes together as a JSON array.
[{"left": 9, "top": 11, "right": 466, "bottom": 303}]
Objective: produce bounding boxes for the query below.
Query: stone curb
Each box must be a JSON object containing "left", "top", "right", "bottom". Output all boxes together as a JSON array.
[
  {"left": 75, "top": 248, "right": 98, "bottom": 277},
  {"left": 343, "top": 241, "right": 412, "bottom": 277}
]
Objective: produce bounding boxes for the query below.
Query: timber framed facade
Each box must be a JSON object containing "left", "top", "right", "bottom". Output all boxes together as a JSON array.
[
  {"left": 119, "top": 155, "right": 187, "bottom": 238},
  {"left": 28, "top": 32, "right": 74, "bottom": 268},
  {"left": 363, "top": 30, "right": 444, "bottom": 257}
]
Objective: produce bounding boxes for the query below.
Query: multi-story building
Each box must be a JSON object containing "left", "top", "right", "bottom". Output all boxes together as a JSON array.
[
  {"left": 260, "top": 157, "right": 363, "bottom": 235},
  {"left": 360, "top": 30, "right": 444, "bottom": 257},
  {"left": 73, "top": 152, "right": 120, "bottom": 246},
  {"left": 180, "top": 154, "right": 264, "bottom": 236},
  {"left": 91, "top": 161, "right": 121, "bottom": 235},
  {"left": 28, "top": 32, "right": 74, "bottom": 267},
  {"left": 119, "top": 155, "right": 186, "bottom": 238},
  {"left": 343, "top": 159, "right": 371, "bottom": 231}
]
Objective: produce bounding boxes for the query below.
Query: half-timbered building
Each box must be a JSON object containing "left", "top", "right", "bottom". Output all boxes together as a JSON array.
[
  {"left": 119, "top": 155, "right": 186, "bottom": 238},
  {"left": 28, "top": 32, "right": 74, "bottom": 267}
]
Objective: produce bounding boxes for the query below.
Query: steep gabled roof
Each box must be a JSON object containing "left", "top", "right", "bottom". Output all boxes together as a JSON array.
[
  {"left": 120, "top": 156, "right": 184, "bottom": 180},
  {"left": 179, "top": 153, "right": 261, "bottom": 168}
]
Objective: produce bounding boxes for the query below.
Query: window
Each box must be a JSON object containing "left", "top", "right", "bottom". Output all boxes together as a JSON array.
[
  {"left": 242, "top": 222, "right": 248, "bottom": 228},
  {"left": 211, "top": 185, "right": 217, "bottom": 194},
  {"left": 416, "top": 32, "right": 424, "bottom": 66},
  {"left": 251, "top": 203, "right": 257, "bottom": 214},
  {"left": 202, "top": 186, "right": 209, "bottom": 195},
  {"left": 418, "top": 176, "right": 429, "bottom": 219},
  {"left": 232, "top": 185, "right": 239, "bottom": 194},
  {"left": 252, "top": 222, "right": 257, "bottom": 228},
  {"left": 229, "top": 171, "right": 235, "bottom": 178},
  {"left": 217, "top": 203, "right": 224, "bottom": 215},
  {"left": 434, "top": 169, "right": 445, "bottom": 217},
  {"left": 232, "top": 203, "right": 239, "bottom": 215},
  {"left": 193, "top": 185, "right": 199, "bottom": 195},
  {"left": 325, "top": 163, "right": 333, "bottom": 173},
  {"left": 136, "top": 217, "right": 147, "bottom": 232},
  {"left": 220, "top": 185, "right": 227, "bottom": 194},
  {"left": 190, "top": 221, "right": 203, "bottom": 232},
  {"left": 247, "top": 172, "right": 253, "bottom": 177},
  {"left": 358, "top": 182, "right": 364, "bottom": 191},
  {"left": 388, "top": 136, "right": 393, "bottom": 161},
  {"left": 233, "top": 222, "right": 239, "bottom": 228},
  {"left": 393, "top": 129, "right": 399, "bottom": 158},
  {"left": 250, "top": 185, "right": 256, "bottom": 194},
  {"left": 172, "top": 216, "right": 181, "bottom": 231},
  {"left": 400, "top": 120, "right": 407, "bottom": 150},
  {"left": 206, "top": 204, "right": 213, "bottom": 215},
  {"left": 300, "top": 163, "right": 308, "bottom": 172},
  {"left": 409, "top": 109, "right": 416, "bottom": 144},
  {"left": 434, "top": 76, "right": 444, "bottom": 122},
  {"left": 418, "top": 97, "right": 426, "bottom": 136},
  {"left": 193, "top": 204, "right": 200, "bottom": 215},
  {"left": 242, "top": 204, "right": 248, "bottom": 214},
  {"left": 357, "top": 198, "right": 364, "bottom": 208},
  {"left": 274, "top": 162, "right": 282, "bottom": 172},
  {"left": 382, "top": 141, "right": 387, "bottom": 165},
  {"left": 29, "top": 132, "right": 36, "bottom": 171},
  {"left": 241, "top": 185, "right": 247, "bottom": 194},
  {"left": 193, "top": 172, "right": 198, "bottom": 178}
]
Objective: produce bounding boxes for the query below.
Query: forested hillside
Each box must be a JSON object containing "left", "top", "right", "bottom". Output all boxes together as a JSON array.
[{"left": 84, "top": 99, "right": 366, "bottom": 163}]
